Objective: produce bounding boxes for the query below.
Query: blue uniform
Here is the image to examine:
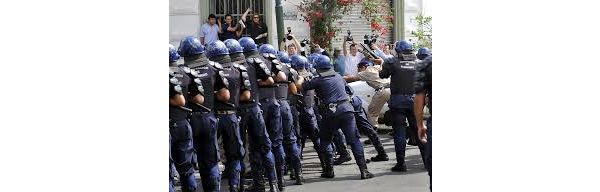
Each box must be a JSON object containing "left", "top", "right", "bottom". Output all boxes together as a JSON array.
[
  {"left": 274, "top": 62, "right": 302, "bottom": 180},
  {"left": 295, "top": 73, "right": 322, "bottom": 160},
  {"left": 347, "top": 87, "right": 387, "bottom": 156},
  {"left": 237, "top": 52, "right": 278, "bottom": 189},
  {"left": 212, "top": 55, "right": 250, "bottom": 190},
  {"left": 253, "top": 56, "right": 287, "bottom": 186},
  {"left": 302, "top": 69, "right": 370, "bottom": 175},
  {"left": 379, "top": 53, "right": 426, "bottom": 170},
  {"left": 169, "top": 68, "right": 198, "bottom": 192},
  {"left": 182, "top": 58, "right": 229, "bottom": 192}
]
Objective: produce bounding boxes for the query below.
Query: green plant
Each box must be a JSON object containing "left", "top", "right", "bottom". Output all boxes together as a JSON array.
[
  {"left": 298, "top": 0, "right": 392, "bottom": 49},
  {"left": 410, "top": 14, "right": 432, "bottom": 50},
  {"left": 361, "top": 0, "right": 393, "bottom": 35}
]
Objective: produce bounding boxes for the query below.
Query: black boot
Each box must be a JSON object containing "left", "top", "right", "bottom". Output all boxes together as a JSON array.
[
  {"left": 333, "top": 154, "right": 352, "bottom": 165},
  {"left": 294, "top": 168, "right": 304, "bottom": 185},
  {"left": 320, "top": 165, "right": 335, "bottom": 178},
  {"left": 268, "top": 180, "right": 279, "bottom": 192},
  {"left": 289, "top": 167, "right": 295, "bottom": 180},
  {"left": 246, "top": 182, "right": 265, "bottom": 192},
  {"left": 391, "top": 163, "right": 407, "bottom": 172},
  {"left": 230, "top": 185, "right": 240, "bottom": 192},
  {"left": 370, "top": 153, "right": 389, "bottom": 162},
  {"left": 277, "top": 175, "right": 285, "bottom": 191},
  {"left": 358, "top": 158, "right": 374, "bottom": 179},
  {"left": 360, "top": 167, "right": 374, "bottom": 179}
]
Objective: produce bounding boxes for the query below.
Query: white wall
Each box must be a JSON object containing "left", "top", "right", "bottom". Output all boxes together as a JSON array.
[
  {"left": 281, "top": 0, "right": 311, "bottom": 49},
  {"left": 169, "top": 0, "right": 201, "bottom": 48}
]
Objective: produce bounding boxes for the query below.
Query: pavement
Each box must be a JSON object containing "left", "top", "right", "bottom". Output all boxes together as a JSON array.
[{"left": 175, "top": 125, "right": 430, "bottom": 192}]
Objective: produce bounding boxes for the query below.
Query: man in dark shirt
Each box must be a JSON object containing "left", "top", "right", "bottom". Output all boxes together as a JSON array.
[
  {"left": 218, "top": 14, "right": 238, "bottom": 40},
  {"left": 241, "top": 8, "right": 268, "bottom": 45},
  {"left": 414, "top": 55, "right": 432, "bottom": 191}
]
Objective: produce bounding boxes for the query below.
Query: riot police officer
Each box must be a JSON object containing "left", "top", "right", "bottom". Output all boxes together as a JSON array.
[
  {"left": 379, "top": 40, "right": 426, "bottom": 172},
  {"left": 414, "top": 55, "right": 432, "bottom": 190},
  {"left": 169, "top": 44, "right": 198, "bottom": 192},
  {"left": 206, "top": 40, "right": 252, "bottom": 192},
  {"left": 225, "top": 38, "right": 280, "bottom": 192},
  {"left": 257, "top": 44, "right": 300, "bottom": 190},
  {"left": 169, "top": 44, "right": 181, "bottom": 192},
  {"left": 417, "top": 47, "right": 431, "bottom": 60},
  {"left": 289, "top": 54, "right": 325, "bottom": 167},
  {"left": 178, "top": 37, "right": 230, "bottom": 192},
  {"left": 274, "top": 51, "right": 304, "bottom": 185},
  {"left": 300, "top": 54, "right": 374, "bottom": 179}
]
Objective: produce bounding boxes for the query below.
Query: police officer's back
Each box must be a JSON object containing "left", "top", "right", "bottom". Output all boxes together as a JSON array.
[
  {"left": 168, "top": 43, "right": 198, "bottom": 192},
  {"left": 301, "top": 54, "right": 374, "bottom": 180},
  {"left": 379, "top": 40, "right": 427, "bottom": 172},
  {"left": 206, "top": 40, "right": 252, "bottom": 192},
  {"left": 225, "top": 38, "right": 280, "bottom": 191},
  {"left": 177, "top": 36, "right": 232, "bottom": 192}
]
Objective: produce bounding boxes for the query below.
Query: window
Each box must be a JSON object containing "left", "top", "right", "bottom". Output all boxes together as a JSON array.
[{"left": 211, "top": 0, "right": 264, "bottom": 22}]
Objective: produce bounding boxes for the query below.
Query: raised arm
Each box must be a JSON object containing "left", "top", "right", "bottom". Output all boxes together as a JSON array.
[
  {"left": 343, "top": 40, "right": 348, "bottom": 56},
  {"left": 241, "top": 8, "right": 251, "bottom": 22}
]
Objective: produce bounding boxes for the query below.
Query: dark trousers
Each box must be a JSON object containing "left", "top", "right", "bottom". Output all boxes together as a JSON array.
[
  {"left": 260, "top": 98, "right": 286, "bottom": 178},
  {"left": 318, "top": 112, "right": 367, "bottom": 169},
  {"left": 353, "top": 101, "right": 386, "bottom": 155},
  {"left": 279, "top": 99, "right": 302, "bottom": 174},
  {"left": 426, "top": 117, "right": 432, "bottom": 190},
  {"left": 239, "top": 103, "right": 277, "bottom": 185},
  {"left": 390, "top": 107, "right": 426, "bottom": 166},
  {"left": 216, "top": 113, "right": 245, "bottom": 189},
  {"left": 297, "top": 106, "right": 322, "bottom": 158},
  {"left": 190, "top": 112, "right": 221, "bottom": 192},
  {"left": 170, "top": 119, "right": 198, "bottom": 192}
]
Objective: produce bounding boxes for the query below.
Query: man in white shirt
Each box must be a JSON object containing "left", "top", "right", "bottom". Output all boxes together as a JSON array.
[
  {"left": 199, "top": 14, "right": 219, "bottom": 45},
  {"left": 343, "top": 40, "right": 365, "bottom": 76}
]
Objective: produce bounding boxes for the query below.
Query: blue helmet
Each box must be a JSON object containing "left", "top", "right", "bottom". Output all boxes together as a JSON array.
[
  {"left": 223, "top": 39, "right": 243, "bottom": 54},
  {"left": 395, "top": 40, "right": 413, "bottom": 53},
  {"left": 417, "top": 47, "right": 431, "bottom": 57},
  {"left": 178, "top": 36, "right": 205, "bottom": 57},
  {"left": 277, "top": 51, "right": 291, "bottom": 63},
  {"left": 307, "top": 53, "right": 319, "bottom": 63},
  {"left": 258, "top": 44, "right": 278, "bottom": 59},
  {"left": 169, "top": 44, "right": 180, "bottom": 63},
  {"left": 290, "top": 54, "right": 308, "bottom": 69},
  {"left": 357, "top": 58, "right": 373, "bottom": 68},
  {"left": 313, "top": 54, "right": 332, "bottom": 69},
  {"left": 239, "top": 37, "right": 258, "bottom": 52},
  {"left": 205, "top": 40, "right": 230, "bottom": 59}
]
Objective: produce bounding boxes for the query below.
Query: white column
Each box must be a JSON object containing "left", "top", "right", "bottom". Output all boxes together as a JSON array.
[{"left": 264, "top": 0, "right": 279, "bottom": 48}]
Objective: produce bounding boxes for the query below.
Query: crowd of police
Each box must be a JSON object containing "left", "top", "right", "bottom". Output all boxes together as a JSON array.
[{"left": 169, "top": 35, "right": 433, "bottom": 192}]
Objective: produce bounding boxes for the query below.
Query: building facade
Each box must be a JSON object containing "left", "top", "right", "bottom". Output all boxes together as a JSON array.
[{"left": 169, "top": 0, "right": 426, "bottom": 50}]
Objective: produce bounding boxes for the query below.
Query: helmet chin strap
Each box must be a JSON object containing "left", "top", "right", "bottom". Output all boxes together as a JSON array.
[
  {"left": 229, "top": 53, "right": 246, "bottom": 63},
  {"left": 185, "top": 54, "right": 210, "bottom": 68},
  {"left": 210, "top": 54, "right": 232, "bottom": 65},
  {"left": 243, "top": 50, "right": 260, "bottom": 58}
]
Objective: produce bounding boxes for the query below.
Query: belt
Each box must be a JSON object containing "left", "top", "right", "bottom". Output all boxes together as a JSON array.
[
  {"left": 259, "top": 97, "right": 277, "bottom": 103},
  {"left": 191, "top": 111, "right": 210, "bottom": 116},
  {"left": 215, "top": 110, "right": 236, "bottom": 115},
  {"left": 320, "top": 99, "right": 350, "bottom": 109}
]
